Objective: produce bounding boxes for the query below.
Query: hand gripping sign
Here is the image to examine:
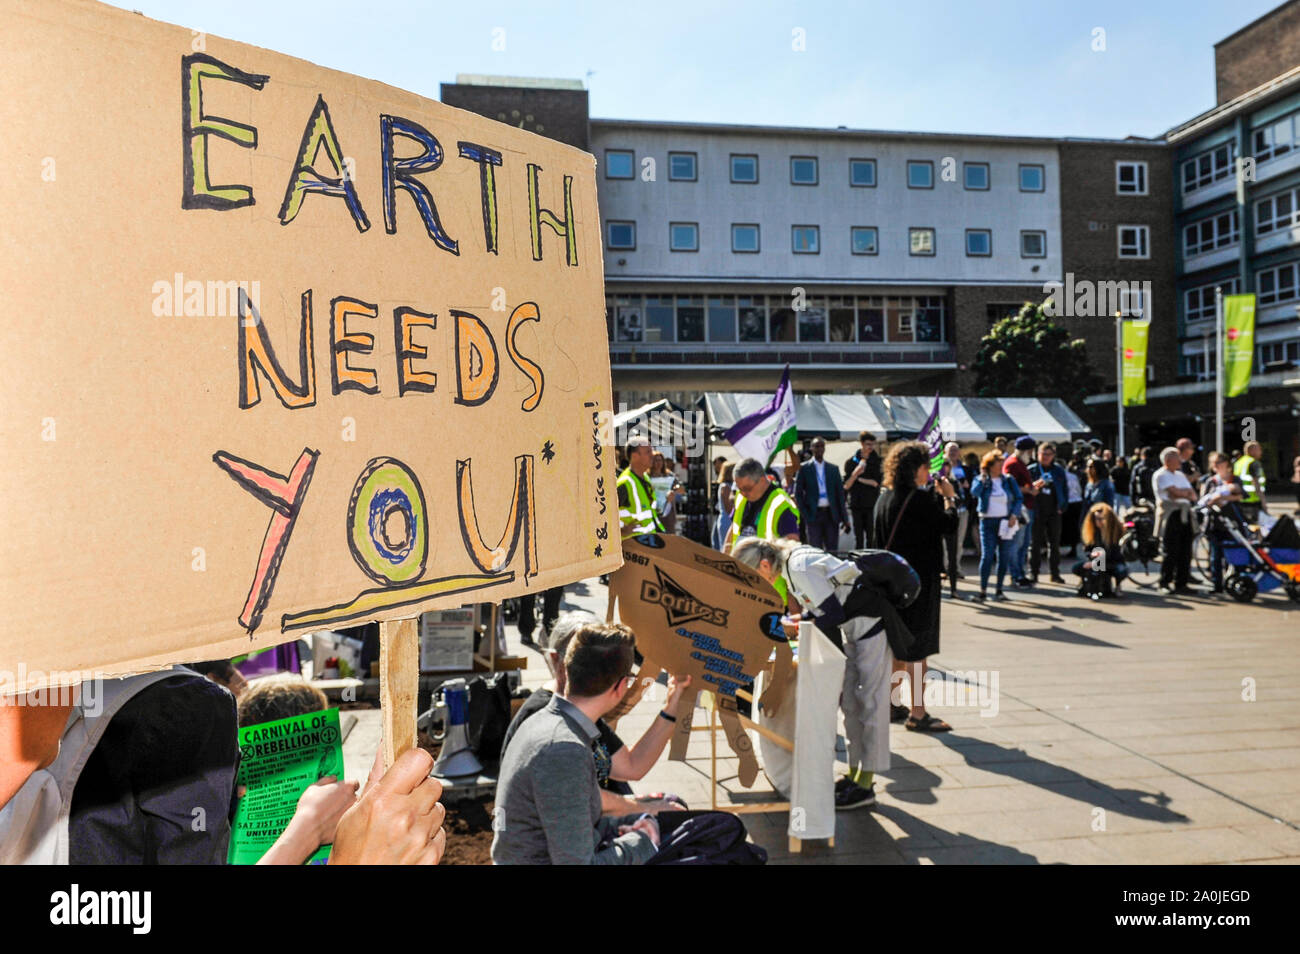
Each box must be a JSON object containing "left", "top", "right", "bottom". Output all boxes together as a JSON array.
[
  {"left": 607, "top": 534, "right": 794, "bottom": 787},
  {"left": 0, "top": 0, "right": 617, "bottom": 694}
]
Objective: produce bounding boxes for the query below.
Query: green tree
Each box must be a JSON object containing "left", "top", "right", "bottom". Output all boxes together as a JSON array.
[{"left": 972, "top": 302, "right": 1102, "bottom": 406}]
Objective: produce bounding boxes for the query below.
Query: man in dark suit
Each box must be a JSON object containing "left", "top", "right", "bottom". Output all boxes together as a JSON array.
[{"left": 794, "top": 437, "right": 850, "bottom": 550}]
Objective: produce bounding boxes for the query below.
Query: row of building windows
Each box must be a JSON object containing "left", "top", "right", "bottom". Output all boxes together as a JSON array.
[
  {"left": 1182, "top": 107, "right": 1300, "bottom": 197},
  {"left": 1181, "top": 338, "right": 1300, "bottom": 378},
  {"left": 1181, "top": 260, "right": 1300, "bottom": 318},
  {"left": 605, "top": 221, "right": 1052, "bottom": 257},
  {"left": 607, "top": 293, "right": 949, "bottom": 345},
  {"left": 603, "top": 150, "right": 1052, "bottom": 191}
]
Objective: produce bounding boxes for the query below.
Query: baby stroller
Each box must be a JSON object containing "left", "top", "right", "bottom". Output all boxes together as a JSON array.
[{"left": 1200, "top": 503, "right": 1300, "bottom": 603}]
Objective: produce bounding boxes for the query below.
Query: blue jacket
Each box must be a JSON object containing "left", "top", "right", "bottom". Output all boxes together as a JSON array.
[
  {"left": 1083, "top": 478, "right": 1116, "bottom": 512},
  {"left": 1028, "top": 461, "right": 1069, "bottom": 514},
  {"left": 794, "top": 458, "right": 847, "bottom": 526},
  {"left": 971, "top": 472, "right": 1024, "bottom": 516}
]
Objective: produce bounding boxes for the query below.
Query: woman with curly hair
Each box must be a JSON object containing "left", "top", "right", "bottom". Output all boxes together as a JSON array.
[{"left": 872, "top": 441, "right": 959, "bottom": 732}]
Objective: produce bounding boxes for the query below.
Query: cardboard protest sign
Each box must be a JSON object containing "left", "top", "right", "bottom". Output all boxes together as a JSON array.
[
  {"left": 229, "top": 707, "right": 344, "bottom": 865},
  {"left": 607, "top": 533, "right": 793, "bottom": 787},
  {"left": 0, "top": 0, "right": 617, "bottom": 693}
]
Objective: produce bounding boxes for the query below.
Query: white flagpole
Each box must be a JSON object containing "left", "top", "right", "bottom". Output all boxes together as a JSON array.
[
  {"left": 1115, "top": 310, "right": 1125, "bottom": 459},
  {"left": 1215, "top": 285, "right": 1224, "bottom": 453}
]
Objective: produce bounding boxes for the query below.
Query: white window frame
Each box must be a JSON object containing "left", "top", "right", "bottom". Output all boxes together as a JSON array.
[
  {"left": 792, "top": 225, "right": 820, "bottom": 255},
  {"left": 790, "top": 155, "right": 819, "bottom": 185},
  {"left": 604, "top": 149, "right": 634, "bottom": 180},
  {"left": 1183, "top": 278, "right": 1240, "bottom": 323},
  {"left": 1182, "top": 141, "right": 1235, "bottom": 194},
  {"left": 1183, "top": 210, "right": 1239, "bottom": 256},
  {"left": 1256, "top": 187, "right": 1300, "bottom": 235},
  {"left": 1118, "top": 224, "right": 1150, "bottom": 259},
  {"left": 963, "top": 162, "right": 990, "bottom": 191},
  {"left": 667, "top": 151, "right": 697, "bottom": 182},
  {"left": 1116, "top": 160, "right": 1148, "bottom": 195},
  {"left": 850, "top": 226, "right": 878, "bottom": 256},
  {"left": 849, "top": 158, "right": 877, "bottom": 188},
  {"left": 731, "top": 223, "right": 760, "bottom": 253},
  {"left": 1019, "top": 164, "right": 1045, "bottom": 192},
  {"left": 906, "top": 160, "right": 934, "bottom": 190},
  {"left": 908, "top": 227, "right": 935, "bottom": 256},
  {"left": 1019, "top": 230, "right": 1046, "bottom": 258},
  {"left": 1254, "top": 112, "right": 1299, "bottom": 163},
  {"left": 1118, "top": 287, "right": 1145, "bottom": 318},
  {"left": 966, "top": 228, "right": 992, "bottom": 257},
  {"left": 606, "top": 220, "right": 636, "bottom": 250},
  {"left": 1256, "top": 261, "right": 1300, "bottom": 305},
  {"left": 669, "top": 221, "right": 699, "bottom": 252},
  {"left": 730, "top": 154, "right": 759, "bottom": 184}
]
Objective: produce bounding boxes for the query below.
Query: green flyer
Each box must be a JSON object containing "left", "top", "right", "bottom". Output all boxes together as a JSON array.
[{"left": 228, "top": 708, "right": 344, "bottom": 865}]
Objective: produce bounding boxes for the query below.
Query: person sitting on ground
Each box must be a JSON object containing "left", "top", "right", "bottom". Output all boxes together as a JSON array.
[
  {"left": 731, "top": 536, "right": 920, "bottom": 811},
  {"left": 234, "top": 676, "right": 360, "bottom": 866},
  {"left": 1073, "top": 503, "right": 1128, "bottom": 598},
  {"left": 492, "top": 622, "right": 662, "bottom": 864},
  {"left": 505, "top": 611, "right": 690, "bottom": 815}
]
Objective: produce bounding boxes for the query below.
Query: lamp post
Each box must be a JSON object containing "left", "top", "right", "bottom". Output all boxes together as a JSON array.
[
  {"left": 1215, "top": 285, "right": 1224, "bottom": 453},
  {"left": 1114, "top": 310, "right": 1125, "bottom": 459}
]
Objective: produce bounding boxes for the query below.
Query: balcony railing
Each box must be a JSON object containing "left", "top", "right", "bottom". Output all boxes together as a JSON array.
[{"left": 608, "top": 342, "right": 956, "bottom": 366}]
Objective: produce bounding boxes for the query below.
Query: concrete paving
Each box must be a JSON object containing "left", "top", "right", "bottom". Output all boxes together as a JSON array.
[{"left": 341, "top": 554, "right": 1300, "bottom": 864}]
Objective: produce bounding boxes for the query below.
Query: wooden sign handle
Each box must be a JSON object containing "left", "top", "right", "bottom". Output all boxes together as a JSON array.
[{"left": 379, "top": 618, "right": 420, "bottom": 770}]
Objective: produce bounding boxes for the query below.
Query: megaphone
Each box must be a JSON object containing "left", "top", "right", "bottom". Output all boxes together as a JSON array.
[{"left": 430, "top": 679, "right": 484, "bottom": 778}]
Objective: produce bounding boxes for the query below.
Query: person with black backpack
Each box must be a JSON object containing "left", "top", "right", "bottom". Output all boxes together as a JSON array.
[{"left": 732, "top": 536, "right": 920, "bottom": 811}]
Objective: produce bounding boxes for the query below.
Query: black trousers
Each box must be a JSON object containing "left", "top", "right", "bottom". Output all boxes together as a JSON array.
[
  {"left": 1031, "top": 508, "right": 1062, "bottom": 578},
  {"left": 1160, "top": 513, "right": 1192, "bottom": 589},
  {"left": 518, "top": 586, "right": 564, "bottom": 639},
  {"left": 851, "top": 505, "right": 874, "bottom": 549},
  {"left": 806, "top": 508, "right": 840, "bottom": 550}
]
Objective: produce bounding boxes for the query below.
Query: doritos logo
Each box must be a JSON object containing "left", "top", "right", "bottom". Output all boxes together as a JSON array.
[
  {"left": 692, "top": 552, "right": 759, "bottom": 587},
  {"left": 640, "top": 566, "right": 729, "bottom": 627}
]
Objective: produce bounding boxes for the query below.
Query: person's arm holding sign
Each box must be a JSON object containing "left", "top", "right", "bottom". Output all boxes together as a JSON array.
[
  {"left": 610, "top": 673, "right": 693, "bottom": 782},
  {"left": 257, "top": 775, "right": 359, "bottom": 865},
  {"left": 329, "top": 747, "right": 446, "bottom": 865}
]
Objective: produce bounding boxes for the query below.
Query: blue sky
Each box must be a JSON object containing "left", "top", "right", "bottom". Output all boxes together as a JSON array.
[{"left": 114, "top": 0, "right": 1282, "bottom": 139}]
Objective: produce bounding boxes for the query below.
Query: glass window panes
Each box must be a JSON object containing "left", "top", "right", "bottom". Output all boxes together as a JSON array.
[
  {"left": 792, "top": 225, "right": 820, "bottom": 254},
  {"left": 909, "top": 227, "right": 935, "bottom": 255},
  {"left": 669, "top": 222, "right": 699, "bottom": 251},
  {"left": 907, "top": 160, "right": 934, "bottom": 189},
  {"left": 888, "top": 299, "right": 914, "bottom": 340},
  {"left": 607, "top": 220, "right": 635, "bottom": 249},
  {"left": 605, "top": 150, "right": 634, "bottom": 179},
  {"left": 1019, "top": 164, "right": 1045, "bottom": 192},
  {"left": 791, "top": 156, "right": 818, "bottom": 184},
  {"left": 1020, "top": 230, "right": 1046, "bottom": 257},
  {"left": 676, "top": 296, "right": 705, "bottom": 342},
  {"left": 1257, "top": 262, "right": 1300, "bottom": 305},
  {"left": 731, "top": 223, "right": 760, "bottom": 252},
  {"left": 730, "top": 154, "right": 758, "bottom": 183},
  {"left": 851, "top": 226, "right": 878, "bottom": 255},
  {"left": 1183, "top": 211, "right": 1238, "bottom": 255},
  {"left": 1116, "top": 161, "right": 1147, "bottom": 194},
  {"left": 828, "top": 297, "right": 854, "bottom": 342},
  {"left": 769, "top": 305, "right": 796, "bottom": 341},
  {"left": 915, "top": 297, "right": 943, "bottom": 342},
  {"left": 1255, "top": 114, "right": 1297, "bottom": 162},
  {"left": 798, "top": 303, "right": 827, "bottom": 342},
  {"left": 850, "top": 158, "right": 876, "bottom": 187},
  {"left": 1256, "top": 188, "right": 1298, "bottom": 234},
  {"left": 857, "top": 297, "right": 884, "bottom": 342},
  {"left": 644, "top": 295, "right": 673, "bottom": 342},
  {"left": 708, "top": 296, "right": 736, "bottom": 342},
  {"left": 1118, "top": 225, "right": 1149, "bottom": 258},
  {"left": 964, "top": 163, "right": 990, "bottom": 190},
  {"left": 738, "top": 297, "right": 766, "bottom": 342},
  {"left": 966, "top": 229, "right": 991, "bottom": 256},
  {"left": 668, "top": 152, "right": 697, "bottom": 181},
  {"left": 1184, "top": 280, "right": 1239, "bottom": 322},
  {"left": 614, "top": 297, "right": 643, "bottom": 342},
  {"left": 1183, "top": 141, "right": 1235, "bottom": 193}
]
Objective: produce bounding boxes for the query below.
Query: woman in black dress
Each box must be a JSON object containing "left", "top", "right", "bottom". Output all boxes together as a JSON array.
[{"left": 873, "top": 441, "right": 959, "bottom": 732}]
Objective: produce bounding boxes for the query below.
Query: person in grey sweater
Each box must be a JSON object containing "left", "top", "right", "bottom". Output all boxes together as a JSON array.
[{"left": 491, "top": 622, "right": 659, "bottom": 865}]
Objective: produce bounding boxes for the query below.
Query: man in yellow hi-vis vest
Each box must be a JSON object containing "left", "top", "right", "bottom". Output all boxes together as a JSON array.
[
  {"left": 724, "top": 457, "right": 802, "bottom": 602},
  {"left": 1234, "top": 441, "right": 1269, "bottom": 522},
  {"left": 617, "top": 435, "right": 665, "bottom": 538}
]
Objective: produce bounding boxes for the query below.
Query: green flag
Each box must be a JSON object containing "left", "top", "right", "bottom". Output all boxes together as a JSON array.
[
  {"left": 1223, "top": 294, "right": 1256, "bottom": 398},
  {"left": 1121, "top": 319, "right": 1149, "bottom": 407}
]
